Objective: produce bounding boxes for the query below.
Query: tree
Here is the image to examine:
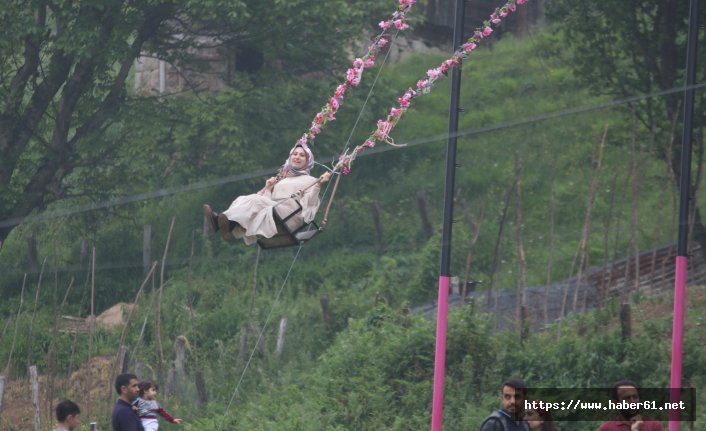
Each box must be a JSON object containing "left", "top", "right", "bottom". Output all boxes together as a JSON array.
[
  {"left": 0, "top": 0, "right": 389, "bottom": 244},
  {"left": 545, "top": 0, "right": 706, "bottom": 248}
]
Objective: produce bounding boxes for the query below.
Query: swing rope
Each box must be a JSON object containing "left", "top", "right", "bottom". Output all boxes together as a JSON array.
[
  {"left": 216, "top": 243, "right": 304, "bottom": 431},
  {"left": 271, "top": 27, "right": 401, "bottom": 225}
]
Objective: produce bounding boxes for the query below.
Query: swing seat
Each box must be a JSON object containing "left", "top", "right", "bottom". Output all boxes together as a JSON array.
[{"left": 257, "top": 200, "right": 321, "bottom": 249}]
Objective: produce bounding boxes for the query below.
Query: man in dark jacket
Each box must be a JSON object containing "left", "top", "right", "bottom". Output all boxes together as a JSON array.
[
  {"left": 112, "top": 373, "right": 144, "bottom": 431},
  {"left": 480, "top": 378, "right": 530, "bottom": 431}
]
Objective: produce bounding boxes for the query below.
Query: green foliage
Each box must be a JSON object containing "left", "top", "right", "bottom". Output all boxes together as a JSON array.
[{"left": 3, "top": 11, "right": 706, "bottom": 430}]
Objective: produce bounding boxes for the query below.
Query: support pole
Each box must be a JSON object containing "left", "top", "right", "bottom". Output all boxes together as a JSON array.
[
  {"left": 669, "top": 0, "right": 699, "bottom": 429},
  {"left": 431, "top": 0, "right": 464, "bottom": 429}
]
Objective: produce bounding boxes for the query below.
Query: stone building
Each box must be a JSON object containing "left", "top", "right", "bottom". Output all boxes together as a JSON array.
[
  {"left": 132, "top": 0, "right": 544, "bottom": 94},
  {"left": 134, "top": 36, "right": 229, "bottom": 95}
]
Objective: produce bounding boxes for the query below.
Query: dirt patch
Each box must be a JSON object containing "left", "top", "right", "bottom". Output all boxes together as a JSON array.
[
  {"left": 96, "top": 302, "right": 135, "bottom": 330},
  {"left": 0, "top": 355, "right": 117, "bottom": 430}
]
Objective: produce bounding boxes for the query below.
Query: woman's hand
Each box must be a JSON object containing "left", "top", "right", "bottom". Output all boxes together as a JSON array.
[
  {"left": 319, "top": 171, "right": 332, "bottom": 183},
  {"left": 264, "top": 176, "right": 278, "bottom": 189}
]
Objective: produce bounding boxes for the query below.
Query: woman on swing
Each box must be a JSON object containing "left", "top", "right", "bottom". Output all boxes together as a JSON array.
[{"left": 203, "top": 143, "right": 331, "bottom": 245}]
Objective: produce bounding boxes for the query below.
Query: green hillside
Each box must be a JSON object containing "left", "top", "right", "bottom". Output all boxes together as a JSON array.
[{"left": 0, "top": 25, "right": 704, "bottom": 431}]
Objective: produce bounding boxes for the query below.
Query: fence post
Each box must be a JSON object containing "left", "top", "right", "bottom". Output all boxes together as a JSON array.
[
  {"left": 620, "top": 302, "right": 631, "bottom": 340},
  {"left": 29, "top": 365, "right": 40, "bottom": 431},
  {"left": 0, "top": 375, "right": 5, "bottom": 414},
  {"left": 143, "top": 224, "right": 152, "bottom": 276},
  {"left": 175, "top": 336, "right": 187, "bottom": 378},
  {"left": 276, "top": 318, "right": 288, "bottom": 356},
  {"left": 320, "top": 296, "right": 331, "bottom": 329},
  {"left": 195, "top": 371, "right": 208, "bottom": 405},
  {"left": 118, "top": 346, "right": 130, "bottom": 374}
]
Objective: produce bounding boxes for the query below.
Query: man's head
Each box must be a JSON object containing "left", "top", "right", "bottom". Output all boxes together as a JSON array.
[
  {"left": 501, "top": 378, "right": 527, "bottom": 414},
  {"left": 55, "top": 400, "right": 81, "bottom": 430},
  {"left": 610, "top": 379, "right": 641, "bottom": 419},
  {"left": 115, "top": 373, "right": 140, "bottom": 401}
]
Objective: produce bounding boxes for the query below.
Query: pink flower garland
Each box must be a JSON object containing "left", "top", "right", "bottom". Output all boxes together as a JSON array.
[
  {"left": 294, "top": 0, "right": 417, "bottom": 149},
  {"left": 335, "top": 0, "right": 530, "bottom": 175}
]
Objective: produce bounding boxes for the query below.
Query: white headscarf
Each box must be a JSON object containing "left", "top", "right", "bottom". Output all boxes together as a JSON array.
[{"left": 281, "top": 144, "right": 314, "bottom": 177}]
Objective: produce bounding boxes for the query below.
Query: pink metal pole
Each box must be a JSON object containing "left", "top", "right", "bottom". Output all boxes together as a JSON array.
[
  {"left": 668, "top": 256, "right": 687, "bottom": 430},
  {"left": 431, "top": 275, "right": 450, "bottom": 431}
]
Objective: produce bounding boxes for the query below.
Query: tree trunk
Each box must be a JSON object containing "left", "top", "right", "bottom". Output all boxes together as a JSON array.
[
  {"left": 27, "top": 236, "right": 39, "bottom": 270},
  {"left": 416, "top": 191, "right": 434, "bottom": 241},
  {"left": 371, "top": 200, "right": 385, "bottom": 253},
  {"left": 459, "top": 199, "right": 483, "bottom": 306},
  {"left": 487, "top": 181, "right": 514, "bottom": 307},
  {"left": 320, "top": 296, "right": 332, "bottom": 329}
]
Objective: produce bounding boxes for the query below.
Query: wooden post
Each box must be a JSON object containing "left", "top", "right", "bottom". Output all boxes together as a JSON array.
[
  {"left": 5, "top": 274, "right": 26, "bottom": 376},
  {"left": 238, "top": 327, "right": 248, "bottom": 364},
  {"left": 157, "top": 217, "right": 176, "bottom": 373},
  {"left": 276, "top": 318, "right": 288, "bottom": 356},
  {"left": 26, "top": 258, "right": 46, "bottom": 369},
  {"left": 459, "top": 199, "right": 483, "bottom": 306},
  {"left": 620, "top": 302, "right": 631, "bottom": 341},
  {"left": 627, "top": 108, "right": 643, "bottom": 296},
  {"left": 175, "top": 336, "right": 187, "bottom": 377},
  {"left": 195, "top": 371, "right": 208, "bottom": 405},
  {"left": 513, "top": 155, "right": 528, "bottom": 334},
  {"left": 488, "top": 181, "right": 514, "bottom": 307},
  {"left": 599, "top": 172, "right": 619, "bottom": 305},
  {"left": 249, "top": 324, "right": 268, "bottom": 357},
  {"left": 46, "top": 278, "right": 74, "bottom": 421},
  {"left": 86, "top": 247, "right": 96, "bottom": 418},
  {"left": 371, "top": 201, "right": 385, "bottom": 253},
  {"left": 320, "top": 296, "right": 331, "bottom": 329},
  {"left": 0, "top": 375, "right": 5, "bottom": 414},
  {"left": 80, "top": 239, "right": 89, "bottom": 264},
  {"left": 91, "top": 247, "right": 95, "bottom": 319},
  {"left": 108, "top": 262, "right": 156, "bottom": 401},
  {"left": 27, "top": 236, "right": 39, "bottom": 270},
  {"left": 572, "top": 126, "right": 607, "bottom": 313},
  {"left": 143, "top": 224, "right": 152, "bottom": 276},
  {"left": 118, "top": 346, "right": 130, "bottom": 374},
  {"left": 166, "top": 368, "right": 177, "bottom": 396},
  {"left": 544, "top": 158, "right": 557, "bottom": 325},
  {"left": 29, "top": 365, "right": 40, "bottom": 431}
]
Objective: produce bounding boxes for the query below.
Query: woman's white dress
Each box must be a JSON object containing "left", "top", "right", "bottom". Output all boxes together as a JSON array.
[{"left": 222, "top": 174, "right": 321, "bottom": 245}]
